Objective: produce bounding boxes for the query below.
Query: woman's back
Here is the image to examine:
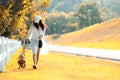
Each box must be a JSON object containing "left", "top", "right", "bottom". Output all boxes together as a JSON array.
[{"left": 29, "top": 25, "right": 44, "bottom": 40}]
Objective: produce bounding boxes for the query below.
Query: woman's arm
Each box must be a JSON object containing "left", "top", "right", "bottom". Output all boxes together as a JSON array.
[
  {"left": 26, "top": 26, "right": 32, "bottom": 39},
  {"left": 44, "top": 23, "right": 48, "bottom": 30}
]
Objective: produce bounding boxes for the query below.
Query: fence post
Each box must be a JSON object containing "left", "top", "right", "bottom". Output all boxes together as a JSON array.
[
  {"left": 4, "top": 38, "right": 10, "bottom": 65},
  {"left": 0, "top": 37, "right": 5, "bottom": 72}
]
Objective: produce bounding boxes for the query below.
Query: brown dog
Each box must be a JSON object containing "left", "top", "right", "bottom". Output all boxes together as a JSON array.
[{"left": 18, "top": 47, "right": 26, "bottom": 69}]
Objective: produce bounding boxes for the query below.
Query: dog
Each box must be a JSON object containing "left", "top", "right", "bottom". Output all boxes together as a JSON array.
[{"left": 18, "top": 48, "right": 26, "bottom": 69}]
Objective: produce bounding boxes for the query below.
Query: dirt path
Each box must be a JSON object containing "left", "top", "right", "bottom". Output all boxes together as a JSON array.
[{"left": 0, "top": 48, "right": 120, "bottom": 80}]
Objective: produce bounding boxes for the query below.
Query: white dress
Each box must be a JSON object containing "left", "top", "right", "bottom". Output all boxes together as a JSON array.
[
  {"left": 28, "top": 25, "right": 48, "bottom": 55},
  {"left": 28, "top": 25, "right": 44, "bottom": 54}
]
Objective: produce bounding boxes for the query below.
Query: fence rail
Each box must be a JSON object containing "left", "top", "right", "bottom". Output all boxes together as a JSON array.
[{"left": 0, "top": 36, "right": 21, "bottom": 72}]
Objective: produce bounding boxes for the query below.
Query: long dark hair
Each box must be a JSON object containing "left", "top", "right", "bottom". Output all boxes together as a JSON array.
[
  {"left": 33, "top": 22, "right": 39, "bottom": 30},
  {"left": 39, "top": 20, "right": 45, "bottom": 31},
  {"left": 33, "top": 20, "right": 45, "bottom": 31}
]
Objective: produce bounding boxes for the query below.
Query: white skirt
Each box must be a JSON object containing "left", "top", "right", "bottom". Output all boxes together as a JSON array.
[
  {"left": 30, "top": 39, "right": 49, "bottom": 55},
  {"left": 30, "top": 39, "right": 39, "bottom": 54}
]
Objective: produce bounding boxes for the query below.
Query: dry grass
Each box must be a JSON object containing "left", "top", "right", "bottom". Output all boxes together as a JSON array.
[
  {"left": 52, "top": 18, "right": 120, "bottom": 50},
  {"left": 0, "top": 47, "right": 120, "bottom": 80}
]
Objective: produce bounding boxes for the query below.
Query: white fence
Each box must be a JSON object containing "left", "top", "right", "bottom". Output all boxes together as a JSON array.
[{"left": 0, "top": 36, "right": 21, "bottom": 72}]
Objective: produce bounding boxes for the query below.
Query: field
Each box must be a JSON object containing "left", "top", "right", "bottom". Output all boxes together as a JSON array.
[{"left": 0, "top": 47, "right": 120, "bottom": 80}]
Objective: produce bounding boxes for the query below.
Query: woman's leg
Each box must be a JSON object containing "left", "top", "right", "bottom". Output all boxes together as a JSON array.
[
  {"left": 37, "top": 40, "right": 42, "bottom": 65},
  {"left": 36, "top": 48, "right": 40, "bottom": 65},
  {"left": 31, "top": 39, "right": 39, "bottom": 69},
  {"left": 33, "top": 54, "right": 37, "bottom": 66}
]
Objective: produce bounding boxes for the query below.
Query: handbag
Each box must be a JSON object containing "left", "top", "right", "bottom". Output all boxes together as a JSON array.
[{"left": 23, "top": 39, "right": 31, "bottom": 50}]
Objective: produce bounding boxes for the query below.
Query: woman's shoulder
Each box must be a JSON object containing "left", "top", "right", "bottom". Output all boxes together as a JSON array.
[{"left": 30, "top": 25, "right": 36, "bottom": 29}]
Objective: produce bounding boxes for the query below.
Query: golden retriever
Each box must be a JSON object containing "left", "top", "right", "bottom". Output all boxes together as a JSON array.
[{"left": 18, "top": 48, "right": 26, "bottom": 69}]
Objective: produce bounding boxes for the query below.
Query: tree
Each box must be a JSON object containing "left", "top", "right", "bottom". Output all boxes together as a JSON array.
[
  {"left": 0, "top": 0, "right": 31, "bottom": 37},
  {"left": 0, "top": 0, "right": 52, "bottom": 38},
  {"left": 45, "top": 11, "right": 76, "bottom": 35},
  {"left": 75, "top": 3, "right": 102, "bottom": 29}
]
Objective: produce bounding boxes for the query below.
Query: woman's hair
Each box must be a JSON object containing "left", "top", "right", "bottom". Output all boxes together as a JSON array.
[
  {"left": 39, "top": 20, "right": 45, "bottom": 31},
  {"left": 33, "top": 20, "right": 45, "bottom": 31},
  {"left": 33, "top": 22, "right": 39, "bottom": 30}
]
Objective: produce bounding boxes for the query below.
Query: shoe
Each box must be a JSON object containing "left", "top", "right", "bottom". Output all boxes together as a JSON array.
[{"left": 33, "top": 65, "right": 37, "bottom": 69}]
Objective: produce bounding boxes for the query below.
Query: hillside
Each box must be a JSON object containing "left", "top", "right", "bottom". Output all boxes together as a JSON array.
[{"left": 51, "top": 18, "right": 120, "bottom": 50}]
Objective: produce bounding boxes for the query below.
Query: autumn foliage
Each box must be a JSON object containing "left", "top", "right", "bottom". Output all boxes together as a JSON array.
[{"left": 0, "top": 0, "right": 52, "bottom": 39}]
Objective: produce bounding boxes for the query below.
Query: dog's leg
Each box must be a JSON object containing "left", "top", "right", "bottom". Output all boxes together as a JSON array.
[
  {"left": 23, "top": 63, "right": 26, "bottom": 69},
  {"left": 22, "top": 60, "right": 26, "bottom": 69},
  {"left": 18, "top": 65, "right": 20, "bottom": 69}
]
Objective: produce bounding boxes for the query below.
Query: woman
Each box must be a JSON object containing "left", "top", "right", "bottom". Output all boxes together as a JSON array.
[{"left": 27, "top": 15, "right": 47, "bottom": 69}]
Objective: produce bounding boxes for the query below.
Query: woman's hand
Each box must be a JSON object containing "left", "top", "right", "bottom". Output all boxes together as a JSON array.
[
  {"left": 39, "top": 35, "right": 43, "bottom": 40},
  {"left": 25, "top": 38, "right": 30, "bottom": 44}
]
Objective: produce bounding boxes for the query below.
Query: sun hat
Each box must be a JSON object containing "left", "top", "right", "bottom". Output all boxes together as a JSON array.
[{"left": 34, "top": 16, "right": 41, "bottom": 23}]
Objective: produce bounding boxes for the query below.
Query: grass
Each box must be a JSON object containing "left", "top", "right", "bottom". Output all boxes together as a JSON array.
[
  {"left": 68, "top": 40, "right": 120, "bottom": 50},
  {"left": 50, "top": 18, "right": 120, "bottom": 50},
  {"left": 0, "top": 47, "right": 120, "bottom": 80}
]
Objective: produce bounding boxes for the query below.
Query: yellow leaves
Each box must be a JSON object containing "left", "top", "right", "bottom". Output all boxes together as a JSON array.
[
  {"left": 40, "top": 9, "right": 46, "bottom": 14},
  {"left": 0, "top": 0, "right": 52, "bottom": 37},
  {"left": 22, "top": 0, "right": 30, "bottom": 5},
  {"left": 12, "top": 35, "right": 18, "bottom": 40},
  {"left": 8, "top": 2, "right": 13, "bottom": 10},
  {"left": 0, "top": 6, "right": 12, "bottom": 34},
  {"left": 28, "top": 0, "right": 53, "bottom": 22},
  {"left": 9, "top": 0, "right": 31, "bottom": 38},
  {"left": 0, "top": 7, "right": 11, "bottom": 21},
  {"left": 39, "top": 0, "right": 52, "bottom": 7},
  {"left": 23, "top": 0, "right": 27, "bottom": 4},
  {"left": 17, "top": 23, "right": 28, "bottom": 39},
  {"left": 35, "top": 9, "right": 46, "bottom": 15}
]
